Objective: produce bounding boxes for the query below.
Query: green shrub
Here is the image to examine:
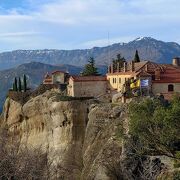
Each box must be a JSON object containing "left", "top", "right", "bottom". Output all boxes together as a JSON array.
[
  {"left": 174, "top": 151, "right": 180, "bottom": 168},
  {"left": 173, "top": 171, "right": 180, "bottom": 180},
  {"left": 128, "top": 96, "right": 180, "bottom": 158}
]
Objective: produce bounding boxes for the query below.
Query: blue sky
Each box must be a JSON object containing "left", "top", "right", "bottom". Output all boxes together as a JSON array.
[{"left": 0, "top": 0, "right": 179, "bottom": 51}]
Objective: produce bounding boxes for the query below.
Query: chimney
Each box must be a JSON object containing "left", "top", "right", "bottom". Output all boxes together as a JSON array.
[
  {"left": 108, "top": 65, "right": 111, "bottom": 73},
  {"left": 145, "top": 64, "right": 148, "bottom": 72},
  {"left": 123, "top": 62, "right": 127, "bottom": 72},
  {"left": 131, "top": 61, "right": 135, "bottom": 72},
  {"left": 172, "top": 57, "right": 180, "bottom": 66},
  {"left": 155, "top": 68, "right": 161, "bottom": 80},
  {"left": 111, "top": 64, "right": 114, "bottom": 73}
]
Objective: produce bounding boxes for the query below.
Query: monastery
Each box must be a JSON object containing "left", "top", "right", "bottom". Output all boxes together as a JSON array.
[
  {"left": 42, "top": 57, "right": 180, "bottom": 100},
  {"left": 107, "top": 57, "right": 180, "bottom": 99}
]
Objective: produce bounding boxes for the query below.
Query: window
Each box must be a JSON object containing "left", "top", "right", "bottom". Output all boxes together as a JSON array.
[
  {"left": 119, "top": 78, "right": 121, "bottom": 83},
  {"left": 112, "top": 78, "right": 116, "bottom": 84},
  {"left": 168, "top": 84, "right": 174, "bottom": 92}
]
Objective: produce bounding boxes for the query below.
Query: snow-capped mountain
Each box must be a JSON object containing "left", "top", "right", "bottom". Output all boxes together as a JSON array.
[{"left": 0, "top": 37, "right": 180, "bottom": 70}]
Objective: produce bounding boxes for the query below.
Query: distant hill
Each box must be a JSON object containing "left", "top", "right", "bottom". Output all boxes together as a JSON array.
[
  {"left": 0, "top": 62, "right": 107, "bottom": 111},
  {"left": 0, "top": 37, "right": 180, "bottom": 70}
]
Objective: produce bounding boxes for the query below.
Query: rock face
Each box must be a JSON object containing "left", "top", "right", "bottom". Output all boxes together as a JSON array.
[
  {"left": 0, "top": 91, "right": 177, "bottom": 179},
  {"left": 82, "top": 104, "right": 125, "bottom": 179},
  {"left": 1, "top": 91, "right": 126, "bottom": 179},
  {"left": 2, "top": 91, "right": 90, "bottom": 179}
]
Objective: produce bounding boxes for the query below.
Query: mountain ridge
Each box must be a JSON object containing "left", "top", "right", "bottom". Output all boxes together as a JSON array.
[{"left": 0, "top": 37, "right": 180, "bottom": 70}]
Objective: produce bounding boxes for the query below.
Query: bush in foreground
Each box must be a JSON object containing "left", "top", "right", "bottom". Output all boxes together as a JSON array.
[{"left": 128, "top": 96, "right": 180, "bottom": 158}]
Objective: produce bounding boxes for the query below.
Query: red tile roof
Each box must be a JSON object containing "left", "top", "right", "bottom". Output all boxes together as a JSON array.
[
  {"left": 153, "top": 65, "right": 180, "bottom": 83},
  {"left": 44, "top": 74, "right": 51, "bottom": 79},
  {"left": 44, "top": 79, "right": 52, "bottom": 82},
  {"left": 107, "top": 71, "right": 137, "bottom": 76},
  {"left": 52, "top": 70, "right": 67, "bottom": 74},
  {"left": 70, "top": 76, "right": 107, "bottom": 82}
]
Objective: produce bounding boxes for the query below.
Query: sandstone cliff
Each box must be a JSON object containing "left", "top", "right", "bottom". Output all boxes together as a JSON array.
[
  {"left": 0, "top": 91, "right": 178, "bottom": 179},
  {"left": 2, "top": 91, "right": 90, "bottom": 179}
]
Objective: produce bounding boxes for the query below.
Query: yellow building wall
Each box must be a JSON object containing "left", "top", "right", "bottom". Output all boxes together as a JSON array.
[
  {"left": 107, "top": 74, "right": 133, "bottom": 92},
  {"left": 152, "top": 83, "right": 180, "bottom": 94}
]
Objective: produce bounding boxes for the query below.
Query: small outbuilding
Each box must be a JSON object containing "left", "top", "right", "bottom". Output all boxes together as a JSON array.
[
  {"left": 43, "top": 70, "right": 69, "bottom": 85},
  {"left": 67, "top": 76, "right": 107, "bottom": 97}
]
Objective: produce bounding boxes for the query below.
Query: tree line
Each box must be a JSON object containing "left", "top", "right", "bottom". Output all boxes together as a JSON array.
[{"left": 81, "top": 50, "right": 140, "bottom": 76}]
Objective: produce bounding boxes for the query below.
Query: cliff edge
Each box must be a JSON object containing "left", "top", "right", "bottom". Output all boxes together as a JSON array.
[{"left": 0, "top": 91, "right": 178, "bottom": 179}]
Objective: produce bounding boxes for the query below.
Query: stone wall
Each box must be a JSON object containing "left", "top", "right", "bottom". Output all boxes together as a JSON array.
[
  {"left": 152, "top": 83, "right": 180, "bottom": 94},
  {"left": 8, "top": 84, "right": 59, "bottom": 105},
  {"left": 68, "top": 79, "right": 107, "bottom": 97}
]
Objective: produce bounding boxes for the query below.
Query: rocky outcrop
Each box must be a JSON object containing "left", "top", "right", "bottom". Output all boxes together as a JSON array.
[
  {"left": 82, "top": 104, "right": 125, "bottom": 179},
  {"left": 2, "top": 91, "right": 90, "bottom": 179},
  {"left": 0, "top": 91, "right": 178, "bottom": 179},
  {"left": 1, "top": 90, "right": 126, "bottom": 179}
]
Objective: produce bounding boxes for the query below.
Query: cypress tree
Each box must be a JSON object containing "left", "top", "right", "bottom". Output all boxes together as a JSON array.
[
  {"left": 12, "top": 83, "right": 15, "bottom": 91},
  {"left": 14, "top": 77, "right": 18, "bottom": 91},
  {"left": 18, "top": 77, "right": 22, "bottom": 92},
  {"left": 134, "top": 50, "right": 140, "bottom": 63},
  {"left": 23, "top": 74, "right": 27, "bottom": 92}
]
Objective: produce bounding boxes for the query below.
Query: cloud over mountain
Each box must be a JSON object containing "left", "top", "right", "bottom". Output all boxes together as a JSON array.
[{"left": 0, "top": 0, "right": 179, "bottom": 50}]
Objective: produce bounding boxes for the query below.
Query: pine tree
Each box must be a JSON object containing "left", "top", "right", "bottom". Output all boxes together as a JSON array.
[
  {"left": 82, "top": 57, "right": 99, "bottom": 76},
  {"left": 18, "top": 77, "right": 22, "bottom": 92},
  {"left": 23, "top": 74, "right": 27, "bottom": 92},
  {"left": 14, "top": 77, "right": 18, "bottom": 91},
  {"left": 134, "top": 50, "right": 140, "bottom": 63}
]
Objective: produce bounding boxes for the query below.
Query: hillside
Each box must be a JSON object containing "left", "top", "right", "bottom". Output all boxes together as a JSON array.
[{"left": 0, "top": 37, "right": 180, "bottom": 70}]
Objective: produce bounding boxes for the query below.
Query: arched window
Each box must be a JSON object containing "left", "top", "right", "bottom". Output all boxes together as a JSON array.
[{"left": 168, "top": 84, "right": 174, "bottom": 92}]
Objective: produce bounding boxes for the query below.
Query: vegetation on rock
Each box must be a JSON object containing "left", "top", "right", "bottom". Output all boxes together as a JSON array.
[
  {"left": 0, "top": 125, "right": 73, "bottom": 179},
  {"left": 23, "top": 74, "right": 27, "bottom": 92},
  {"left": 128, "top": 96, "right": 180, "bottom": 159},
  {"left": 18, "top": 77, "right": 22, "bottom": 92},
  {"left": 13, "top": 77, "right": 18, "bottom": 91}
]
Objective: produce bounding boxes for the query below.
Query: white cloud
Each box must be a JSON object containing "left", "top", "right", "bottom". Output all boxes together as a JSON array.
[
  {"left": 79, "top": 36, "right": 135, "bottom": 48},
  {"left": 0, "top": 0, "right": 179, "bottom": 51}
]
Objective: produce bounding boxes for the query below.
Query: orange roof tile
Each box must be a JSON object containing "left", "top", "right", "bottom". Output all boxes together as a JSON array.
[
  {"left": 153, "top": 65, "right": 180, "bottom": 83},
  {"left": 70, "top": 76, "right": 107, "bottom": 82},
  {"left": 52, "top": 70, "right": 67, "bottom": 74}
]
